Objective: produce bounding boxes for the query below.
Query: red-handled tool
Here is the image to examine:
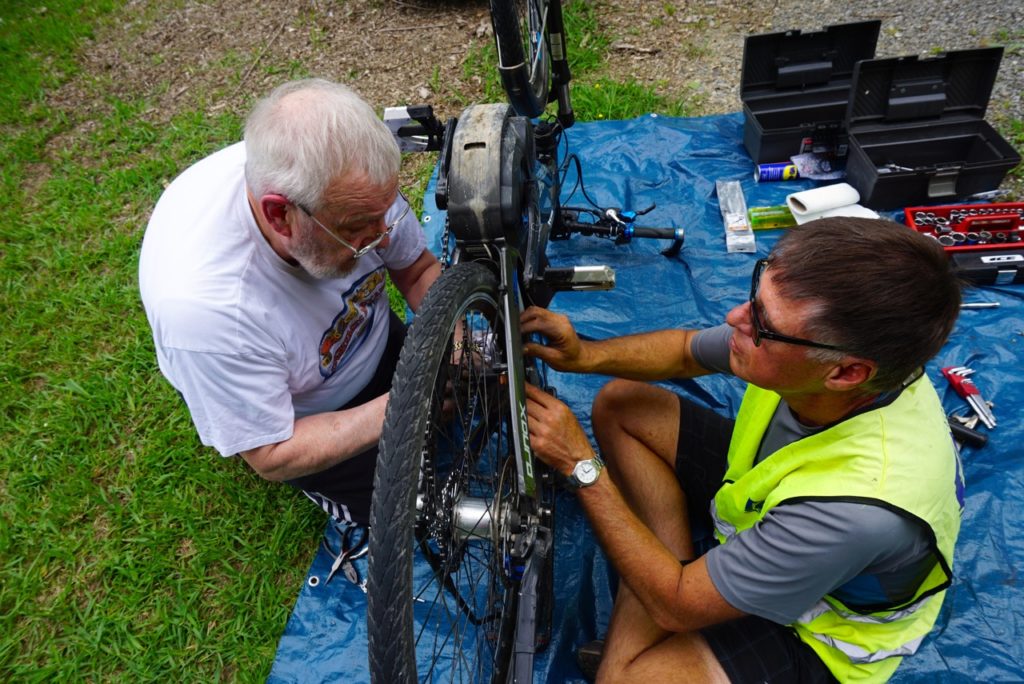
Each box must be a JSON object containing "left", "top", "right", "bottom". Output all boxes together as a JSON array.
[{"left": 942, "top": 366, "right": 997, "bottom": 429}]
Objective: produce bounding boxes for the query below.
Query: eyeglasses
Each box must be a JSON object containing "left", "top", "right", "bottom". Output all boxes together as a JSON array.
[
  {"left": 295, "top": 193, "right": 410, "bottom": 259},
  {"left": 748, "top": 258, "right": 843, "bottom": 351}
]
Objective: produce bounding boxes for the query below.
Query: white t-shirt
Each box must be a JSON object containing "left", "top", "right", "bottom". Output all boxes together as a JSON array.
[{"left": 139, "top": 142, "right": 426, "bottom": 456}]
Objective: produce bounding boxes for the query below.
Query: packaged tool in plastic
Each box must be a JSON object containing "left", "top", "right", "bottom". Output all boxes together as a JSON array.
[{"left": 716, "top": 180, "right": 755, "bottom": 253}]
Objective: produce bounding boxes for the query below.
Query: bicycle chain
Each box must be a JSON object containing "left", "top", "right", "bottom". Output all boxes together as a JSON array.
[{"left": 440, "top": 221, "right": 453, "bottom": 271}]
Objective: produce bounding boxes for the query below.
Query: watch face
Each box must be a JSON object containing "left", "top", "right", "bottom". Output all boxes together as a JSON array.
[{"left": 574, "top": 459, "right": 599, "bottom": 485}]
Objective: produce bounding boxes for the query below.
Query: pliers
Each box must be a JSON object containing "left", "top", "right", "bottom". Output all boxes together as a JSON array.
[{"left": 322, "top": 524, "right": 369, "bottom": 590}]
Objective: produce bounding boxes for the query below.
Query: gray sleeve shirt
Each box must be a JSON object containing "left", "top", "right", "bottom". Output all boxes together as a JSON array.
[{"left": 689, "top": 325, "right": 934, "bottom": 624}]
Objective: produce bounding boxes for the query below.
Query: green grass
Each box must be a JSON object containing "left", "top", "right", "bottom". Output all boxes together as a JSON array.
[{"left": 0, "top": 0, "right": 700, "bottom": 679}]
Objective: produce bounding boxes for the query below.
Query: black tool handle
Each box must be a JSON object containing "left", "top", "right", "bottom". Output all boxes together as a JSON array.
[{"left": 948, "top": 419, "right": 988, "bottom": 449}]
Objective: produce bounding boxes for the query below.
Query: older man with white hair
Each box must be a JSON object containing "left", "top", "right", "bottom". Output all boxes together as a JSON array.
[{"left": 140, "top": 78, "right": 439, "bottom": 525}]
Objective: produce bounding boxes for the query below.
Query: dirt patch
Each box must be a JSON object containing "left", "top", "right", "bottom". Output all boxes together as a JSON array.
[
  {"left": 45, "top": 0, "right": 1024, "bottom": 195},
  {"left": 60, "top": 0, "right": 498, "bottom": 126},
  {"left": 54, "top": 0, "right": 766, "bottom": 128}
]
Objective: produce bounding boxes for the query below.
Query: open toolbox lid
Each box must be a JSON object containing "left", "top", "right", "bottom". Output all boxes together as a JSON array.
[
  {"left": 846, "top": 47, "right": 1004, "bottom": 129},
  {"left": 740, "top": 20, "right": 880, "bottom": 102}
]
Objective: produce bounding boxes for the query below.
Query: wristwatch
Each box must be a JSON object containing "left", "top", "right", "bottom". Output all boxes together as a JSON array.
[{"left": 568, "top": 455, "right": 605, "bottom": 489}]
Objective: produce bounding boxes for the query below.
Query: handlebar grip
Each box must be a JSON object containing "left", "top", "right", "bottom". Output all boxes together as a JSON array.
[{"left": 630, "top": 226, "right": 685, "bottom": 241}]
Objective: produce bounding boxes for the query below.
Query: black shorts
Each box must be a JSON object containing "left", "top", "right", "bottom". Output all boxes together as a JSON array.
[
  {"left": 672, "top": 397, "right": 837, "bottom": 684},
  {"left": 672, "top": 396, "right": 733, "bottom": 549},
  {"left": 283, "top": 310, "right": 406, "bottom": 526}
]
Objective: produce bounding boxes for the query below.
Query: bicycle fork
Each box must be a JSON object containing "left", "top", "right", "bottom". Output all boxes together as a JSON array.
[
  {"left": 497, "top": 244, "right": 537, "bottom": 500},
  {"left": 497, "top": 243, "right": 556, "bottom": 682}
]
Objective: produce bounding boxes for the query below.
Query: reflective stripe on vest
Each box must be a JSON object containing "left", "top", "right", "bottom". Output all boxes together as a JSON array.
[
  {"left": 806, "top": 630, "right": 925, "bottom": 665},
  {"left": 797, "top": 595, "right": 938, "bottom": 627}
]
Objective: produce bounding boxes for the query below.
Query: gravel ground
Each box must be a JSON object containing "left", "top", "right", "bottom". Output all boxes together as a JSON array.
[
  {"left": 600, "top": 0, "right": 1023, "bottom": 123},
  {"left": 771, "top": 0, "right": 1023, "bottom": 125}
]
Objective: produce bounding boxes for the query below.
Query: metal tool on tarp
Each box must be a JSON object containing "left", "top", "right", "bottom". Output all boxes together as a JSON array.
[
  {"left": 948, "top": 413, "right": 989, "bottom": 449},
  {"left": 322, "top": 524, "right": 369, "bottom": 589},
  {"left": 942, "top": 366, "right": 997, "bottom": 429}
]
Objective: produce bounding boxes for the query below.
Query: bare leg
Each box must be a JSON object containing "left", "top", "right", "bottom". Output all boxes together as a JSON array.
[
  {"left": 597, "top": 581, "right": 728, "bottom": 683},
  {"left": 592, "top": 379, "right": 692, "bottom": 559},
  {"left": 591, "top": 380, "right": 728, "bottom": 682}
]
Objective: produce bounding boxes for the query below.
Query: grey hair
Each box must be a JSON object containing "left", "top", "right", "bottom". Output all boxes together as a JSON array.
[{"left": 243, "top": 78, "right": 400, "bottom": 211}]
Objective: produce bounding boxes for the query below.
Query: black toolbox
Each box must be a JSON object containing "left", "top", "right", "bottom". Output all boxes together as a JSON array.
[
  {"left": 950, "top": 249, "right": 1024, "bottom": 285},
  {"left": 844, "top": 47, "right": 1021, "bottom": 210},
  {"left": 740, "top": 21, "right": 880, "bottom": 164}
]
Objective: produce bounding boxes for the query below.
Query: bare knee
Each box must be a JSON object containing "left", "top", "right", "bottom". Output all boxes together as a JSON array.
[
  {"left": 591, "top": 379, "right": 680, "bottom": 472},
  {"left": 592, "top": 378, "right": 651, "bottom": 452},
  {"left": 593, "top": 379, "right": 648, "bottom": 429}
]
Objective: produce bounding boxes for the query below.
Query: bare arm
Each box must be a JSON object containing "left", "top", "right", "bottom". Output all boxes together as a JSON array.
[
  {"left": 520, "top": 306, "right": 712, "bottom": 381},
  {"left": 525, "top": 383, "right": 743, "bottom": 632},
  {"left": 389, "top": 250, "right": 441, "bottom": 313},
  {"left": 578, "top": 478, "right": 744, "bottom": 632},
  {"left": 240, "top": 393, "right": 387, "bottom": 481}
]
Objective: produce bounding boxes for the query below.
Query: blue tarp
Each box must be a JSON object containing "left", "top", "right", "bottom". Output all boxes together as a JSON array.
[{"left": 269, "top": 112, "right": 1024, "bottom": 683}]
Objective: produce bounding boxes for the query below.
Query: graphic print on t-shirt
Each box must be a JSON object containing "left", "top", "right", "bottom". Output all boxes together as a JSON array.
[{"left": 318, "top": 268, "right": 386, "bottom": 380}]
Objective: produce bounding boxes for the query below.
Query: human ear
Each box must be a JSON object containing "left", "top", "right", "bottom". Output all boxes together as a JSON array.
[
  {"left": 259, "top": 194, "right": 294, "bottom": 237},
  {"left": 824, "top": 359, "right": 877, "bottom": 392}
]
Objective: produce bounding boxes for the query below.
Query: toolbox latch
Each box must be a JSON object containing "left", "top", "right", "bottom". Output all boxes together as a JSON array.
[
  {"left": 996, "top": 269, "right": 1017, "bottom": 286},
  {"left": 928, "top": 166, "right": 960, "bottom": 198}
]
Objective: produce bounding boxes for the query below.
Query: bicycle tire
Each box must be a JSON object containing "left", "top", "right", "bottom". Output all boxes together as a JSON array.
[
  {"left": 490, "top": 0, "right": 552, "bottom": 118},
  {"left": 368, "top": 261, "right": 531, "bottom": 684}
]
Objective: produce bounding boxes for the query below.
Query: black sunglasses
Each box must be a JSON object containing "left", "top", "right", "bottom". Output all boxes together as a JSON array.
[{"left": 749, "top": 259, "right": 843, "bottom": 351}]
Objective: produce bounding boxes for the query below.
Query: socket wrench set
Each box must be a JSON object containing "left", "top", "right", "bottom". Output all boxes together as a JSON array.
[
  {"left": 904, "top": 202, "right": 1024, "bottom": 285},
  {"left": 903, "top": 202, "right": 1024, "bottom": 252}
]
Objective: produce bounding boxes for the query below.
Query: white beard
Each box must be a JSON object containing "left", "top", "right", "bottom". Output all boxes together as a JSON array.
[{"left": 289, "top": 225, "right": 355, "bottom": 280}]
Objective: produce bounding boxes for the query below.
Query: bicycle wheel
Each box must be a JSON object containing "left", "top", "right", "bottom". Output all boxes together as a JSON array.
[
  {"left": 490, "top": 0, "right": 551, "bottom": 118},
  {"left": 368, "top": 262, "right": 534, "bottom": 684}
]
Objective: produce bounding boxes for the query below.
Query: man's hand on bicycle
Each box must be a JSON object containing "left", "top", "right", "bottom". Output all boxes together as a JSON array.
[
  {"left": 521, "top": 306, "right": 588, "bottom": 373},
  {"left": 524, "top": 382, "right": 594, "bottom": 478}
]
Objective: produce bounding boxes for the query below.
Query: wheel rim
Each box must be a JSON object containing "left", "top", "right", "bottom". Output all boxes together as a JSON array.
[{"left": 411, "top": 291, "right": 523, "bottom": 683}]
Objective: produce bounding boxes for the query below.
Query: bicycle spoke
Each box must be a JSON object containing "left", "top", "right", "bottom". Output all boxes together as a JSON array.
[
  {"left": 404, "top": 298, "right": 516, "bottom": 680},
  {"left": 526, "top": 0, "right": 548, "bottom": 85},
  {"left": 369, "top": 262, "right": 543, "bottom": 684}
]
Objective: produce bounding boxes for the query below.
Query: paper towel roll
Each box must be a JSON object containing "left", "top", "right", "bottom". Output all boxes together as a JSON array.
[{"left": 786, "top": 183, "right": 863, "bottom": 224}]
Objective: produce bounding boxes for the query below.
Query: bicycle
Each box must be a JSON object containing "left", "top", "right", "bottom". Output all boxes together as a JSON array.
[{"left": 366, "top": 2, "right": 685, "bottom": 682}]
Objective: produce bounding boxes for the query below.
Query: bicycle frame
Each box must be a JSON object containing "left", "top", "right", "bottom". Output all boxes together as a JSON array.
[
  {"left": 441, "top": 102, "right": 561, "bottom": 682},
  {"left": 492, "top": 0, "right": 575, "bottom": 129},
  {"left": 372, "top": 5, "right": 678, "bottom": 680}
]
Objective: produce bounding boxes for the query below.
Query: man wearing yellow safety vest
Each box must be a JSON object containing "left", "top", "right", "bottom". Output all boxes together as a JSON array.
[{"left": 522, "top": 217, "right": 965, "bottom": 683}]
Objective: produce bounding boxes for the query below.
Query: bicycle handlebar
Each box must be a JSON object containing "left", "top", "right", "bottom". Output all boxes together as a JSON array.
[
  {"left": 630, "top": 226, "right": 686, "bottom": 240},
  {"left": 558, "top": 213, "right": 684, "bottom": 243}
]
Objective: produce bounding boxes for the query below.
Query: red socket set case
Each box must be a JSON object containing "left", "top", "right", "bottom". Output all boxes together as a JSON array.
[
  {"left": 903, "top": 202, "right": 1024, "bottom": 253},
  {"left": 904, "top": 202, "right": 1024, "bottom": 285}
]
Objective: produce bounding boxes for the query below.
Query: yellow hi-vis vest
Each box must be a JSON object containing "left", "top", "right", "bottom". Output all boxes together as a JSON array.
[{"left": 711, "top": 375, "right": 964, "bottom": 683}]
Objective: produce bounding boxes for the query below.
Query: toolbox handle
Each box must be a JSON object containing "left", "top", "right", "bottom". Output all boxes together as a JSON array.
[
  {"left": 776, "top": 59, "right": 833, "bottom": 88},
  {"left": 887, "top": 78, "right": 946, "bottom": 120}
]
